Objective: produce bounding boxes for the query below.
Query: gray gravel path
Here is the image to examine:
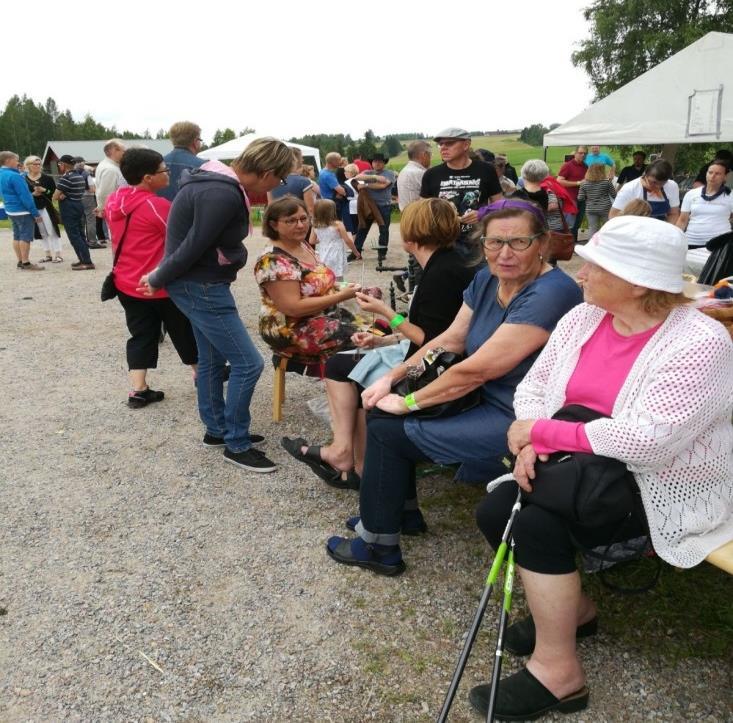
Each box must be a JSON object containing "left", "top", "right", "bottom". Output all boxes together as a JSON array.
[{"left": 1, "top": 226, "right": 730, "bottom": 722}]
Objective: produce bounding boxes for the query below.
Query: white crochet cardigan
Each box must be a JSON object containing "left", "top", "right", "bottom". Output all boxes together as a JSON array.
[{"left": 513, "top": 303, "right": 733, "bottom": 568}]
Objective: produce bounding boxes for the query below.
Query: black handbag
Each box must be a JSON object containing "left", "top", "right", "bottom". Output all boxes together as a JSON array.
[
  {"left": 371, "top": 347, "right": 481, "bottom": 419},
  {"left": 101, "top": 212, "right": 133, "bottom": 301},
  {"left": 520, "top": 405, "right": 639, "bottom": 527}
]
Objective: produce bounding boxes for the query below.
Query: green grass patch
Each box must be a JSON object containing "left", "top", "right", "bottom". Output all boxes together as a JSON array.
[{"left": 580, "top": 560, "right": 733, "bottom": 660}]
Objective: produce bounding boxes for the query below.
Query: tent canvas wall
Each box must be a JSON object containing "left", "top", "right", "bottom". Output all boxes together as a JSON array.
[
  {"left": 543, "top": 32, "right": 733, "bottom": 148},
  {"left": 198, "top": 134, "right": 321, "bottom": 171}
]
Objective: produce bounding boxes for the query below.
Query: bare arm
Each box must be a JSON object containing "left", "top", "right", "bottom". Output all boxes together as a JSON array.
[
  {"left": 557, "top": 175, "right": 581, "bottom": 190},
  {"left": 402, "top": 323, "right": 550, "bottom": 411},
  {"left": 303, "top": 187, "right": 315, "bottom": 217},
  {"left": 263, "top": 280, "right": 358, "bottom": 318},
  {"left": 666, "top": 207, "right": 680, "bottom": 223},
  {"left": 676, "top": 211, "right": 690, "bottom": 232},
  {"left": 354, "top": 292, "right": 424, "bottom": 347},
  {"left": 336, "top": 221, "right": 360, "bottom": 257}
]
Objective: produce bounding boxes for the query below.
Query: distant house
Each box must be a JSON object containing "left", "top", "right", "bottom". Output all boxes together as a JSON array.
[{"left": 41, "top": 139, "right": 174, "bottom": 173}]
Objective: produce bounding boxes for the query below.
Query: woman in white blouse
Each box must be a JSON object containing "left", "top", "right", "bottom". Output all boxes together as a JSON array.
[
  {"left": 470, "top": 216, "right": 733, "bottom": 721},
  {"left": 677, "top": 159, "right": 733, "bottom": 248}
]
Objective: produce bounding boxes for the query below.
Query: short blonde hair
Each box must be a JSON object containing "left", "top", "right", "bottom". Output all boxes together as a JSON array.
[
  {"left": 0, "top": 151, "right": 19, "bottom": 165},
  {"left": 400, "top": 198, "right": 459, "bottom": 249},
  {"left": 169, "top": 121, "right": 201, "bottom": 147},
  {"left": 621, "top": 199, "right": 652, "bottom": 217},
  {"left": 231, "top": 138, "right": 294, "bottom": 180},
  {"left": 24, "top": 155, "right": 41, "bottom": 167},
  {"left": 313, "top": 199, "right": 337, "bottom": 228},
  {"left": 344, "top": 163, "right": 358, "bottom": 177},
  {"left": 325, "top": 152, "right": 341, "bottom": 166},
  {"left": 585, "top": 163, "right": 607, "bottom": 182}
]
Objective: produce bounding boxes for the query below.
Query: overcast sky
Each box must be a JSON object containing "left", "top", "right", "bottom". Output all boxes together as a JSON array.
[{"left": 3, "top": 0, "right": 593, "bottom": 143}]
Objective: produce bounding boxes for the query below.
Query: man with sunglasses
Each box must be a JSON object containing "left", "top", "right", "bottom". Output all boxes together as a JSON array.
[
  {"left": 558, "top": 146, "right": 588, "bottom": 241},
  {"left": 420, "top": 128, "right": 502, "bottom": 260}
]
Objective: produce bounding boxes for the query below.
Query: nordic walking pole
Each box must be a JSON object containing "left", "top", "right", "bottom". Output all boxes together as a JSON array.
[
  {"left": 486, "top": 538, "right": 516, "bottom": 722},
  {"left": 437, "top": 484, "right": 521, "bottom": 723}
]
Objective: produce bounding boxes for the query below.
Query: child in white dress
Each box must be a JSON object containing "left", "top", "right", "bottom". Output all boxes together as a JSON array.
[{"left": 310, "top": 199, "right": 360, "bottom": 280}]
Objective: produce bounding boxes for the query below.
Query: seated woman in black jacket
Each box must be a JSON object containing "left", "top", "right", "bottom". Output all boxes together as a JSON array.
[{"left": 282, "top": 198, "right": 474, "bottom": 487}]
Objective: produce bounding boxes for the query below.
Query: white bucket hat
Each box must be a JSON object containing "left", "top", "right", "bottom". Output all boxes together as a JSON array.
[{"left": 575, "top": 216, "right": 687, "bottom": 293}]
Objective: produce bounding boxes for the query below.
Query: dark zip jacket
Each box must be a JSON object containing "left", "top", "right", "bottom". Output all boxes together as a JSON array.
[{"left": 148, "top": 169, "right": 248, "bottom": 288}]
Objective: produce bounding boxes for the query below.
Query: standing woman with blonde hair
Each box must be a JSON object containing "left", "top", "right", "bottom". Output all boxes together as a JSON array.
[
  {"left": 23, "top": 156, "right": 63, "bottom": 262},
  {"left": 578, "top": 163, "right": 616, "bottom": 236},
  {"left": 138, "top": 138, "right": 295, "bottom": 473}
]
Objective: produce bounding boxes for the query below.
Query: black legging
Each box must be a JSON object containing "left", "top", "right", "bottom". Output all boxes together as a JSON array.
[{"left": 475, "top": 479, "right": 648, "bottom": 575}]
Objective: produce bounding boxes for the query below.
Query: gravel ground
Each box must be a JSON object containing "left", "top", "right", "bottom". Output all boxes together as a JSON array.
[{"left": 1, "top": 226, "right": 731, "bottom": 722}]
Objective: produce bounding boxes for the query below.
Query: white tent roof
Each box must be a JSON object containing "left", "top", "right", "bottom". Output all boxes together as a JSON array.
[
  {"left": 544, "top": 32, "right": 733, "bottom": 147},
  {"left": 198, "top": 133, "right": 321, "bottom": 170}
]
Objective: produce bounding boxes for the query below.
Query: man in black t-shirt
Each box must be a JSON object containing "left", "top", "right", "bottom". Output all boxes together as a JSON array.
[
  {"left": 420, "top": 127, "right": 502, "bottom": 258},
  {"left": 616, "top": 151, "right": 647, "bottom": 187}
]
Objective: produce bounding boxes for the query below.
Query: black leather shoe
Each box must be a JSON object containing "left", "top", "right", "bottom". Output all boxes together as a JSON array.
[{"left": 469, "top": 667, "right": 589, "bottom": 720}]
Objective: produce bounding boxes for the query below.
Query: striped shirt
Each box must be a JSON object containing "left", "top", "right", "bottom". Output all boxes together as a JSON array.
[
  {"left": 56, "top": 171, "right": 86, "bottom": 202},
  {"left": 577, "top": 179, "right": 616, "bottom": 215}
]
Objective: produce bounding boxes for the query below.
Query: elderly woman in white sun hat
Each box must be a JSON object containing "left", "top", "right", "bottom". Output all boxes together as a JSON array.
[{"left": 471, "top": 215, "right": 733, "bottom": 720}]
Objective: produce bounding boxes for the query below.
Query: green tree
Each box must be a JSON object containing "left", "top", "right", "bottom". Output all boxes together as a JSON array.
[
  {"left": 519, "top": 124, "right": 549, "bottom": 147},
  {"left": 572, "top": 0, "right": 733, "bottom": 102},
  {"left": 212, "top": 128, "right": 237, "bottom": 146},
  {"left": 380, "top": 135, "right": 403, "bottom": 157},
  {"left": 571, "top": 0, "right": 733, "bottom": 172}
]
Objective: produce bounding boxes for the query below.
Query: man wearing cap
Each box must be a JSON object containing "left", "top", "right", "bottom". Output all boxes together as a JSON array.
[
  {"left": 353, "top": 153, "right": 396, "bottom": 260},
  {"left": 53, "top": 155, "right": 95, "bottom": 269},
  {"left": 74, "top": 156, "right": 104, "bottom": 248},
  {"left": 420, "top": 128, "right": 502, "bottom": 258}
]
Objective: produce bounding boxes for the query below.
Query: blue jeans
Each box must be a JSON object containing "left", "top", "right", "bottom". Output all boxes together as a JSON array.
[
  {"left": 166, "top": 279, "right": 264, "bottom": 453},
  {"left": 354, "top": 203, "right": 392, "bottom": 256},
  {"left": 9, "top": 213, "right": 35, "bottom": 241},
  {"left": 59, "top": 200, "right": 91, "bottom": 264}
]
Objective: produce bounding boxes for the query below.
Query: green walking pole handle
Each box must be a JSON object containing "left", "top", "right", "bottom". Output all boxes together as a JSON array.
[{"left": 503, "top": 545, "right": 515, "bottom": 613}]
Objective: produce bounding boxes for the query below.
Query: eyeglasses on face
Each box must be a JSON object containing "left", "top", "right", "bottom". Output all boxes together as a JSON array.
[
  {"left": 279, "top": 215, "right": 310, "bottom": 226},
  {"left": 481, "top": 233, "right": 542, "bottom": 251},
  {"left": 153, "top": 168, "right": 170, "bottom": 175}
]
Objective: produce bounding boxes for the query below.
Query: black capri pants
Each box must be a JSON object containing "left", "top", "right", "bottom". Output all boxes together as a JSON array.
[
  {"left": 117, "top": 291, "right": 198, "bottom": 370},
  {"left": 325, "top": 351, "right": 365, "bottom": 407},
  {"left": 475, "top": 479, "right": 648, "bottom": 575}
]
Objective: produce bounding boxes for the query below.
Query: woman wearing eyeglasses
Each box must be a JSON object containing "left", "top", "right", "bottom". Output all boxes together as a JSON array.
[
  {"left": 106, "top": 148, "right": 198, "bottom": 408},
  {"left": 23, "top": 155, "right": 64, "bottom": 262},
  {"left": 255, "top": 196, "right": 360, "bottom": 364},
  {"left": 610, "top": 159, "right": 680, "bottom": 223},
  {"left": 325, "top": 199, "right": 583, "bottom": 575}
]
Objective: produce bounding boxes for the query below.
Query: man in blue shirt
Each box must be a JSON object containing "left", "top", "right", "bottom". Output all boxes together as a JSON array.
[
  {"left": 585, "top": 145, "right": 615, "bottom": 179},
  {"left": 158, "top": 121, "right": 206, "bottom": 202},
  {"left": 318, "top": 152, "right": 346, "bottom": 201},
  {"left": 353, "top": 153, "right": 396, "bottom": 259},
  {"left": 0, "top": 150, "right": 43, "bottom": 270}
]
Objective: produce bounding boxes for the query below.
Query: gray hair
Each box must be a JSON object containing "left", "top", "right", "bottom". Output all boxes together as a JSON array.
[
  {"left": 521, "top": 159, "right": 550, "bottom": 183},
  {"left": 406, "top": 140, "right": 430, "bottom": 160},
  {"left": 103, "top": 138, "right": 126, "bottom": 157}
]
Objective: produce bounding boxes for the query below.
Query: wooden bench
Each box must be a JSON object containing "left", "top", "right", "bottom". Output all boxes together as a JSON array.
[{"left": 706, "top": 539, "right": 733, "bottom": 574}]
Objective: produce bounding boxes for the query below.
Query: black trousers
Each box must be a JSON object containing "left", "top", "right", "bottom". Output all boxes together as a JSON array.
[
  {"left": 117, "top": 291, "right": 198, "bottom": 370},
  {"left": 475, "top": 479, "right": 648, "bottom": 575}
]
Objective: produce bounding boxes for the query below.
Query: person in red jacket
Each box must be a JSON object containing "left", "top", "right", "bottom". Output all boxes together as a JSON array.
[{"left": 105, "top": 148, "right": 198, "bottom": 408}]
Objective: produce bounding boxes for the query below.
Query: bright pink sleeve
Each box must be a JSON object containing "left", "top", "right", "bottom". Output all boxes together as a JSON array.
[{"left": 531, "top": 419, "right": 593, "bottom": 455}]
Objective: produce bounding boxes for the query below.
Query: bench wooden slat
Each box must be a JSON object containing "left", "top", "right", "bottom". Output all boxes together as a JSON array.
[{"left": 706, "top": 540, "right": 733, "bottom": 574}]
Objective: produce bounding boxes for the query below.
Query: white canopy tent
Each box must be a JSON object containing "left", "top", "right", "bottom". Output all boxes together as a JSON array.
[
  {"left": 198, "top": 133, "right": 321, "bottom": 171},
  {"left": 543, "top": 32, "right": 733, "bottom": 149}
]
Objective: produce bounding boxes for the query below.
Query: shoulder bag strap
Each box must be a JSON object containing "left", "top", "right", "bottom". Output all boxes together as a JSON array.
[{"left": 111, "top": 211, "right": 134, "bottom": 270}]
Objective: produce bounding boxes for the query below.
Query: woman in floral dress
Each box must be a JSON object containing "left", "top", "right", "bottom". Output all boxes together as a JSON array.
[{"left": 254, "top": 196, "right": 360, "bottom": 364}]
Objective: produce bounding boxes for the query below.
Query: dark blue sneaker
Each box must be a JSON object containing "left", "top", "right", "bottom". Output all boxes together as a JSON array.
[
  {"left": 326, "top": 536, "right": 405, "bottom": 576},
  {"left": 345, "top": 509, "right": 427, "bottom": 536}
]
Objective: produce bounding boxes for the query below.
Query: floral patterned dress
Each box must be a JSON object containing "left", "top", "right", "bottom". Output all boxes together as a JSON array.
[{"left": 254, "top": 245, "right": 358, "bottom": 363}]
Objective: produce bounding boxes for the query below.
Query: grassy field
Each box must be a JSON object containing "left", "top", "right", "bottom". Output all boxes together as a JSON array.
[{"left": 387, "top": 134, "right": 575, "bottom": 175}]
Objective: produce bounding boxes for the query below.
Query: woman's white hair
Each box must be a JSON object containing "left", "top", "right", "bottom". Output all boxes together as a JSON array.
[{"left": 521, "top": 159, "right": 550, "bottom": 183}]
